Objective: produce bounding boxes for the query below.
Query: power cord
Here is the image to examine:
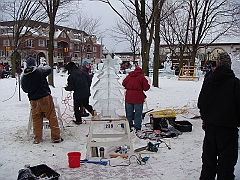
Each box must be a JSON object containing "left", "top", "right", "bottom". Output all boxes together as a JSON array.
[{"left": 2, "top": 76, "right": 18, "bottom": 102}]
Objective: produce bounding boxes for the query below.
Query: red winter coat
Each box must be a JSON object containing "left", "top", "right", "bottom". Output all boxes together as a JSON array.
[{"left": 122, "top": 67, "right": 150, "bottom": 104}]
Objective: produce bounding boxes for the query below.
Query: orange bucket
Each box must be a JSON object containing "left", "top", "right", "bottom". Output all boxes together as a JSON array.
[{"left": 67, "top": 152, "right": 81, "bottom": 168}]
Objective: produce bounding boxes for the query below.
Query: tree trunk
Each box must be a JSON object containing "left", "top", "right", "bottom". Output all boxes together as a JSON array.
[
  {"left": 48, "top": 16, "right": 55, "bottom": 87},
  {"left": 141, "top": 39, "right": 150, "bottom": 76},
  {"left": 11, "top": 52, "right": 16, "bottom": 78},
  {"left": 153, "top": 0, "right": 161, "bottom": 87}
]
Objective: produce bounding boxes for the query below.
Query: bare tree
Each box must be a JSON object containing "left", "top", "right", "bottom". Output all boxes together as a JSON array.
[
  {"left": 69, "top": 12, "right": 102, "bottom": 36},
  {"left": 162, "top": 0, "right": 237, "bottom": 67},
  {"left": 39, "top": 0, "right": 61, "bottom": 87},
  {"left": 110, "top": 10, "right": 141, "bottom": 60},
  {"left": 39, "top": 0, "right": 81, "bottom": 86},
  {"left": 100, "top": 0, "right": 156, "bottom": 76},
  {"left": 1, "top": 0, "right": 46, "bottom": 78},
  {"left": 160, "top": 0, "right": 190, "bottom": 69},
  {"left": 152, "top": 0, "right": 166, "bottom": 87},
  {"left": 1, "top": 0, "right": 46, "bottom": 101}
]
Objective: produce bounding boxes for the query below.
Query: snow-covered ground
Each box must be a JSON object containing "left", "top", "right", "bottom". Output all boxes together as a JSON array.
[{"left": 0, "top": 56, "right": 239, "bottom": 180}]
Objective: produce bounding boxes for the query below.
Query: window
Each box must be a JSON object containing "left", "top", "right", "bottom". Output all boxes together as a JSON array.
[
  {"left": 93, "top": 46, "right": 97, "bottom": 52},
  {"left": 74, "top": 53, "right": 78, "bottom": 58},
  {"left": 74, "top": 44, "right": 79, "bottom": 51},
  {"left": 60, "top": 32, "right": 66, "bottom": 38},
  {"left": 3, "top": 39, "right": 10, "bottom": 46},
  {"left": 0, "top": 50, "right": 3, "bottom": 56},
  {"left": 54, "top": 52, "right": 57, "bottom": 57},
  {"left": 5, "top": 51, "right": 9, "bottom": 57},
  {"left": 38, "top": 39, "right": 45, "bottom": 47},
  {"left": 12, "top": 40, "right": 15, "bottom": 46},
  {"left": 70, "top": 43, "right": 73, "bottom": 50},
  {"left": 87, "top": 45, "right": 91, "bottom": 52},
  {"left": 54, "top": 41, "right": 57, "bottom": 48},
  {"left": 58, "top": 42, "right": 63, "bottom": 48},
  {"left": 25, "top": 39, "right": 34, "bottom": 47},
  {"left": 57, "top": 52, "right": 63, "bottom": 58}
]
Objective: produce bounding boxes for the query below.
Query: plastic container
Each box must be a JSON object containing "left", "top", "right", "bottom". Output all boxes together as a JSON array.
[
  {"left": 67, "top": 152, "right": 81, "bottom": 168},
  {"left": 99, "top": 147, "right": 104, "bottom": 158},
  {"left": 149, "top": 109, "right": 176, "bottom": 118},
  {"left": 173, "top": 120, "right": 192, "bottom": 132},
  {"left": 29, "top": 164, "right": 60, "bottom": 179}
]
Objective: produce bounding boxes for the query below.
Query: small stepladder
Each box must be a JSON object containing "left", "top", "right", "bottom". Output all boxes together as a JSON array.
[
  {"left": 27, "top": 99, "right": 64, "bottom": 136},
  {"left": 86, "top": 116, "right": 133, "bottom": 160}
]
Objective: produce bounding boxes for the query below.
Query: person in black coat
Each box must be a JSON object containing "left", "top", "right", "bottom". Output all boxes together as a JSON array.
[
  {"left": 198, "top": 52, "right": 240, "bottom": 180},
  {"left": 64, "top": 62, "right": 96, "bottom": 124},
  {"left": 21, "top": 57, "right": 62, "bottom": 144}
]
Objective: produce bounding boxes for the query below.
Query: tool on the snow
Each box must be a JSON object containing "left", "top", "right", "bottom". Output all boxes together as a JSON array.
[
  {"left": 149, "top": 109, "right": 176, "bottom": 130},
  {"left": 142, "top": 109, "right": 154, "bottom": 119},
  {"left": 157, "top": 138, "right": 171, "bottom": 150},
  {"left": 80, "top": 159, "right": 107, "bottom": 166},
  {"left": 134, "top": 142, "right": 160, "bottom": 153},
  {"left": 134, "top": 140, "right": 172, "bottom": 153},
  {"left": 109, "top": 153, "right": 128, "bottom": 159}
]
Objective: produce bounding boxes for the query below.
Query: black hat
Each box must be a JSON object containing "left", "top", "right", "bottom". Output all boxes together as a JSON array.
[{"left": 65, "top": 62, "right": 77, "bottom": 74}]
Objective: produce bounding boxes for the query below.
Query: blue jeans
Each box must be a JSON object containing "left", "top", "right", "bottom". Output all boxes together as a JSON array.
[{"left": 125, "top": 102, "right": 143, "bottom": 131}]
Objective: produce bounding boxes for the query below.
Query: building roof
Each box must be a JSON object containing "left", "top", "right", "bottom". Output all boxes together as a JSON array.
[{"left": 0, "top": 20, "right": 89, "bottom": 36}]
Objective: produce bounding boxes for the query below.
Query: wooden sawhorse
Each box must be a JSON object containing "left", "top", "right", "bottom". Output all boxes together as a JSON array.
[
  {"left": 86, "top": 117, "right": 133, "bottom": 159},
  {"left": 27, "top": 104, "right": 64, "bottom": 136}
]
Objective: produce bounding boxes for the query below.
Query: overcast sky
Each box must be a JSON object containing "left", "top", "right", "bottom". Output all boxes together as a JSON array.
[{"left": 72, "top": 0, "right": 127, "bottom": 53}]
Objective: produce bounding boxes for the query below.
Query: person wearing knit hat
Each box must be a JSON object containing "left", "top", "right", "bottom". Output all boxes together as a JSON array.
[
  {"left": 82, "top": 60, "right": 89, "bottom": 67},
  {"left": 26, "top": 57, "right": 36, "bottom": 67},
  {"left": 198, "top": 52, "right": 240, "bottom": 180},
  {"left": 23, "top": 57, "right": 37, "bottom": 75},
  {"left": 81, "top": 60, "right": 93, "bottom": 117},
  {"left": 216, "top": 51, "right": 232, "bottom": 68},
  {"left": 21, "top": 57, "right": 62, "bottom": 144},
  {"left": 64, "top": 62, "right": 97, "bottom": 124}
]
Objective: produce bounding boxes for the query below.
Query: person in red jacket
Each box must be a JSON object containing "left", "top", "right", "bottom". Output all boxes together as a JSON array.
[{"left": 122, "top": 65, "right": 150, "bottom": 132}]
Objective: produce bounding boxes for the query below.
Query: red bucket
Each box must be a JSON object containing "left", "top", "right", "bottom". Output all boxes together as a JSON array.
[{"left": 67, "top": 152, "right": 81, "bottom": 168}]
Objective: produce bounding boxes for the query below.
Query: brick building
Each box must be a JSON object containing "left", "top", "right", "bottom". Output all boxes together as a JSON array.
[{"left": 0, "top": 20, "right": 103, "bottom": 67}]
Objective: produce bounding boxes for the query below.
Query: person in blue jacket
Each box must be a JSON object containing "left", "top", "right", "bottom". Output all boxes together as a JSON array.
[
  {"left": 81, "top": 60, "right": 93, "bottom": 117},
  {"left": 64, "top": 62, "right": 96, "bottom": 124}
]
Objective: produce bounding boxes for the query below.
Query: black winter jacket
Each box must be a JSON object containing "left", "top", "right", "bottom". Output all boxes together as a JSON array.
[
  {"left": 198, "top": 66, "right": 240, "bottom": 128},
  {"left": 65, "top": 68, "right": 91, "bottom": 100},
  {"left": 21, "top": 66, "right": 51, "bottom": 100}
]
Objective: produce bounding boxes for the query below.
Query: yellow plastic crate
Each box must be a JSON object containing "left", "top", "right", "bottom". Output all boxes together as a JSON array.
[{"left": 149, "top": 109, "right": 176, "bottom": 118}]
